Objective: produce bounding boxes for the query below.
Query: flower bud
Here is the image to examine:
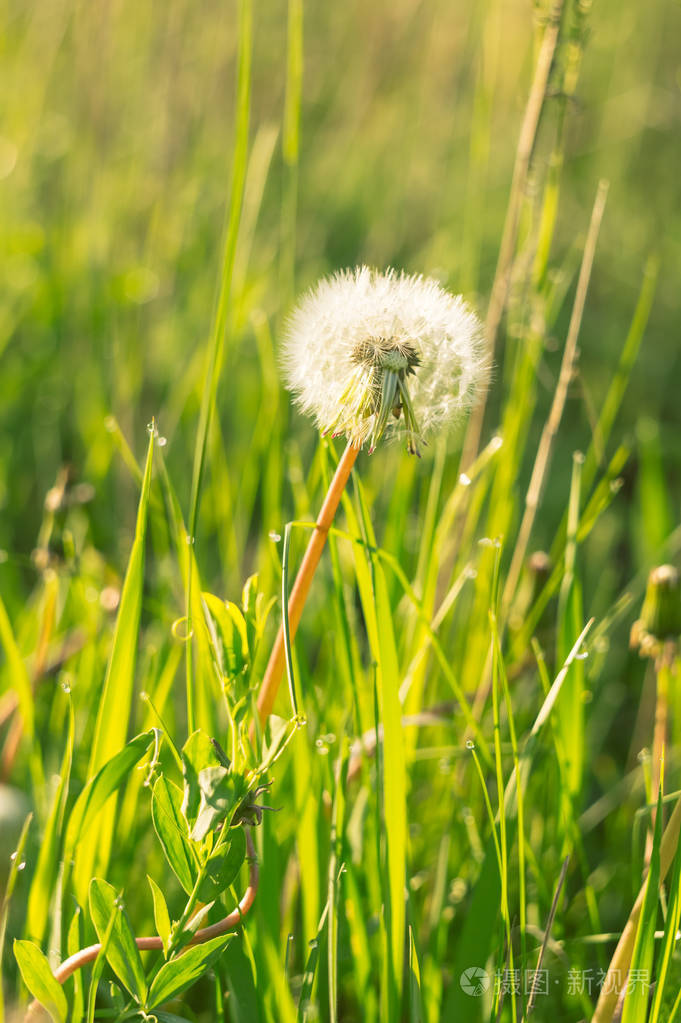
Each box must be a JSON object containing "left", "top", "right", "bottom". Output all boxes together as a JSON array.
[{"left": 630, "top": 564, "right": 681, "bottom": 662}]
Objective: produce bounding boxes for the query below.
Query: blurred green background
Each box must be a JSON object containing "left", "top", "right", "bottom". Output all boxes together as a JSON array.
[{"left": 1, "top": 0, "right": 679, "bottom": 598}]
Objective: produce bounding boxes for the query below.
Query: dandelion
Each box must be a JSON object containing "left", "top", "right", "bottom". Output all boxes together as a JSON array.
[
  {"left": 282, "top": 266, "right": 487, "bottom": 456},
  {"left": 254, "top": 266, "right": 487, "bottom": 727}
]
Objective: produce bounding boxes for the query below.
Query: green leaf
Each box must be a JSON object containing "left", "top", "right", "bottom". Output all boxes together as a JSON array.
[
  {"left": 88, "top": 878, "right": 147, "bottom": 1002},
  {"left": 27, "top": 702, "right": 74, "bottom": 944},
  {"left": 151, "top": 776, "right": 197, "bottom": 895},
  {"left": 196, "top": 828, "right": 246, "bottom": 902},
  {"left": 202, "top": 593, "right": 246, "bottom": 679},
  {"left": 14, "top": 939, "right": 67, "bottom": 1023},
  {"left": 65, "top": 730, "right": 159, "bottom": 858},
  {"left": 180, "top": 729, "right": 224, "bottom": 830},
  {"left": 622, "top": 787, "right": 664, "bottom": 1023},
  {"left": 190, "top": 767, "right": 248, "bottom": 843},
  {"left": 224, "top": 938, "right": 261, "bottom": 1023},
  {"left": 75, "top": 430, "right": 154, "bottom": 893},
  {"left": 147, "top": 876, "right": 172, "bottom": 955},
  {"left": 372, "top": 557, "right": 407, "bottom": 1015},
  {"left": 88, "top": 430, "right": 155, "bottom": 774},
  {"left": 407, "top": 927, "right": 423, "bottom": 1023},
  {"left": 650, "top": 802, "right": 681, "bottom": 1022},
  {"left": 86, "top": 903, "right": 119, "bottom": 1023},
  {"left": 66, "top": 906, "right": 84, "bottom": 1023},
  {"left": 146, "top": 934, "right": 232, "bottom": 1008}
]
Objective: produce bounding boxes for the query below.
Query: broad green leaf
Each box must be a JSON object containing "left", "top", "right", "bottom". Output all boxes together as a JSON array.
[
  {"left": 65, "top": 730, "right": 158, "bottom": 858},
  {"left": 146, "top": 934, "right": 232, "bottom": 1008},
  {"left": 147, "top": 876, "right": 172, "bottom": 955},
  {"left": 14, "top": 939, "right": 67, "bottom": 1023},
  {"left": 77, "top": 430, "right": 154, "bottom": 890},
  {"left": 190, "top": 766, "right": 248, "bottom": 843},
  {"left": 180, "top": 729, "right": 224, "bottom": 829},
  {"left": 196, "top": 827, "right": 246, "bottom": 902},
  {"left": 151, "top": 776, "right": 197, "bottom": 894},
  {"left": 88, "top": 429, "right": 154, "bottom": 774},
  {"left": 27, "top": 702, "right": 74, "bottom": 943},
  {"left": 202, "top": 593, "right": 245, "bottom": 678},
  {"left": 88, "top": 878, "right": 147, "bottom": 1002}
]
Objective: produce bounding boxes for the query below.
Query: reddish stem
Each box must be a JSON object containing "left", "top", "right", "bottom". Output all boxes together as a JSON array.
[
  {"left": 254, "top": 442, "right": 359, "bottom": 727},
  {"left": 26, "top": 832, "right": 258, "bottom": 1019}
]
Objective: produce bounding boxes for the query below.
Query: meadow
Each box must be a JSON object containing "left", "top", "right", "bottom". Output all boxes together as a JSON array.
[{"left": 1, "top": 0, "right": 681, "bottom": 1020}]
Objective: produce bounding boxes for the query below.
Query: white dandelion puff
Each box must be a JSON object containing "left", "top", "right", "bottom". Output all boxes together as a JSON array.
[{"left": 281, "top": 266, "right": 488, "bottom": 455}]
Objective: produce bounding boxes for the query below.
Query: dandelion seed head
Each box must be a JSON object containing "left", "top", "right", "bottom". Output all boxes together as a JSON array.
[{"left": 281, "top": 266, "right": 488, "bottom": 455}]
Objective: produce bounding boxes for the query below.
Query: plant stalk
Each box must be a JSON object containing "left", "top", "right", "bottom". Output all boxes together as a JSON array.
[{"left": 255, "top": 442, "right": 359, "bottom": 727}]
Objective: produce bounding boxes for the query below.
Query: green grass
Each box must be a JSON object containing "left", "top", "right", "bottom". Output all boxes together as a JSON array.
[{"left": 1, "top": 0, "right": 681, "bottom": 1021}]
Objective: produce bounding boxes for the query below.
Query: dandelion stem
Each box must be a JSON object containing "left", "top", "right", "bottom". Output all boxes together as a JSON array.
[
  {"left": 651, "top": 662, "right": 670, "bottom": 806},
  {"left": 646, "top": 660, "right": 671, "bottom": 866},
  {"left": 255, "top": 442, "right": 359, "bottom": 727}
]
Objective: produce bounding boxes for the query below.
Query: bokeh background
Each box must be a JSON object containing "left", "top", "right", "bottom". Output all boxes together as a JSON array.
[{"left": 1, "top": 0, "right": 679, "bottom": 588}]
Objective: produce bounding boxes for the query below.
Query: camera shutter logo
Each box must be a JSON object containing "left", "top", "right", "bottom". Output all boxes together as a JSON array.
[{"left": 460, "top": 967, "right": 490, "bottom": 997}]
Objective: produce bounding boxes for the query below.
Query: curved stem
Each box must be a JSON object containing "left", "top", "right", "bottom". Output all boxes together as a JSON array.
[
  {"left": 254, "top": 441, "right": 359, "bottom": 728},
  {"left": 26, "top": 832, "right": 258, "bottom": 1018}
]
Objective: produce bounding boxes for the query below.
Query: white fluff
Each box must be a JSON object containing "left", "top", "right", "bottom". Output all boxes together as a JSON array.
[{"left": 281, "top": 266, "right": 488, "bottom": 454}]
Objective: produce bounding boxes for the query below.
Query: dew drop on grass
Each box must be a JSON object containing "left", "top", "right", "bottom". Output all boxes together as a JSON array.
[
  {"left": 459, "top": 472, "right": 471, "bottom": 486},
  {"left": 60, "top": 679, "right": 72, "bottom": 694},
  {"left": 185, "top": 534, "right": 195, "bottom": 546},
  {"left": 575, "top": 649, "right": 589, "bottom": 660},
  {"left": 17, "top": 861, "right": 26, "bottom": 871},
  {"left": 157, "top": 436, "right": 167, "bottom": 447},
  {"left": 268, "top": 531, "right": 282, "bottom": 542},
  {"left": 466, "top": 739, "right": 475, "bottom": 750},
  {"left": 10, "top": 851, "right": 17, "bottom": 861},
  {"left": 490, "top": 435, "right": 503, "bottom": 452}
]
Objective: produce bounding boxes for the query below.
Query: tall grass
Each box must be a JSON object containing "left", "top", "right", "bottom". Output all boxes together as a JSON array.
[{"left": 1, "top": 0, "right": 680, "bottom": 1021}]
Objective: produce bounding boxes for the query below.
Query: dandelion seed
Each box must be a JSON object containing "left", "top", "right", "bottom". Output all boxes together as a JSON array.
[{"left": 281, "top": 267, "right": 487, "bottom": 456}]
